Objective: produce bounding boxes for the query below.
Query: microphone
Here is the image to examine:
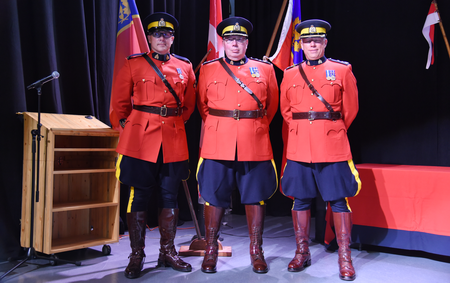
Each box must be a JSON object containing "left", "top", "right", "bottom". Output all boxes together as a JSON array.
[{"left": 27, "top": 71, "right": 60, "bottom": 90}]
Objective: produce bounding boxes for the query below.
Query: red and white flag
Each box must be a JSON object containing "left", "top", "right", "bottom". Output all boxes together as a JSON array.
[
  {"left": 206, "top": 0, "right": 223, "bottom": 61},
  {"left": 269, "top": 0, "right": 302, "bottom": 70},
  {"left": 200, "top": 0, "right": 223, "bottom": 154},
  {"left": 422, "top": 2, "right": 440, "bottom": 69}
]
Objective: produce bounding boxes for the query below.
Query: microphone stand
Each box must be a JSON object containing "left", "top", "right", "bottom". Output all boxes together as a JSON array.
[{"left": 0, "top": 85, "right": 80, "bottom": 281}]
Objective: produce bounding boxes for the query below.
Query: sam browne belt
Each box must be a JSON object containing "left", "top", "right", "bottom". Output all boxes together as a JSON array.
[
  {"left": 292, "top": 111, "right": 341, "bottom": 121},
  {"left": 209, "top": 108, "right": 266, "bottom": 120},
  {"left": 133, "top": 105, "right": 182, "bottom": 116}
]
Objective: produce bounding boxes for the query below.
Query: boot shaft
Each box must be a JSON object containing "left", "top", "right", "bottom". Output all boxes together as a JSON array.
[
  {"left": 127, "top": 211, "right": 147, "bottom": 250},
  {"left": 245, "top": 205, "right": 266, "bottom": 250},
  {"left": 292, "top": 210, "right": 311, "bottom": 249},
  {"left": 333, "top": 212, "right": 353, "bottom": 249},
  {"left": 204, "top": 205, "right": 225, "bottom": 246},
  {"left": 159, "top": 208, "right": 179, "bottom": 247}
]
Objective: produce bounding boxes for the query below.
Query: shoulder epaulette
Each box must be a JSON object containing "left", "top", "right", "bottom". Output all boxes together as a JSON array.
[
  {"left": 172, "top": 53, "right": 191, "bottom": 63},
  {"left": 202, "top": 57, "right": 222, "bottom": 65},
  {"left": 328, "top": 58, "right": 349, "bottom": 65},
  {"left": 286, "top": 63, "right": 300, "bottom": 70},
  {"left": 249, "top": 57, "right": 272, "bottom": 65},
  {"left": 127, "top": 52, "right": 146, "bottom": 60}
]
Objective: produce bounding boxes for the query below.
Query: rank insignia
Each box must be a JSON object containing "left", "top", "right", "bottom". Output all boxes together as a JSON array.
[
  {"left": 326, "top": 70, "right": 336, "bottom": 80},
  {"left": 177, "top": 68, "right": 184, "bottom": 79},
  {"left": 249, "top": 67, "right": 260, "bottom": 78}
]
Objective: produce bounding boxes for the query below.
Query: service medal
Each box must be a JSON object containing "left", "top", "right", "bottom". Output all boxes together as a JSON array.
[
  {"left": 249, "top": 67, "right": 260, "bottom": 78},
  {"left": 326, "top": 70, "right": 336, "bottom": 81},
  {"left": 177, "top": 68, "right": 184, "bottom": 79}
]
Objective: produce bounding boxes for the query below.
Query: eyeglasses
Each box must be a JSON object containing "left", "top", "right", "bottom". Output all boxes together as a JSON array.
[
  {"left": 302, "top": 38, "right": 325, "bottom": 44},
  {"left": 152, "top": 31, "right": 174, "bottom": 39},
  {"left": 223, "top": 36, "right": 247, "bottom": 43}
]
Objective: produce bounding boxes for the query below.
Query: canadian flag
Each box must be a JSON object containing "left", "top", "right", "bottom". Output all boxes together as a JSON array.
[
  {"left": 206, "top": 0, "right": 223, "bottom": 61},
  {"left": 422, "top": 2, "right": 440, "bottom": 69}
]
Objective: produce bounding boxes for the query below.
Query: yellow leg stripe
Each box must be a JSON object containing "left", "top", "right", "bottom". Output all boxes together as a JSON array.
[
  {"left": 265, "top": 159, "right": 279, "bottom": 201},
  {"left": 348, "top": 159, "right": 362, "bottom": 197},
  {"left": 196, "top": 157, "right": 204, "bottom": 181},
  {"left": 344, "top": 197, "right": 352, "bottom": 212},
  {"left": 127, "top": 186, "right": 135, "bottom": 213},
  {"left": 271, "top": 159, "right": 278, "bottom": 188},
  {"left": 116, "top": 154, "right": 123, "bottom": 181}
]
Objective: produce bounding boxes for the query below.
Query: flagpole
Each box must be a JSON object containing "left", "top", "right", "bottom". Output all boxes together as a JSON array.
[
  {"left": 194, "top": 49, "right": 212, "bottom": 74},
  {"left": 433, "top": 0, "right": 450, "bottom": 60},
  {"left": 264, "top": 0, "right": 288, "bottom": 60}
]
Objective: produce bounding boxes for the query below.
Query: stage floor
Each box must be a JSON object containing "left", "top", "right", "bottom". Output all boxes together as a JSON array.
[{"left": 1, "top": 214, "right": 449, "bottom": 282}]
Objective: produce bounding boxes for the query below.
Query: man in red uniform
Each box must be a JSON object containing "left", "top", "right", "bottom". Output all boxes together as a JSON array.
[
  {"left": 280, "top": 19, "right": 361, "bottom": 281},
  {"left": 196, "top": 17, "right": 279, "bottom": 274},
  {"left": 110, "top": 12, "right": 196, "bottom": 279}
]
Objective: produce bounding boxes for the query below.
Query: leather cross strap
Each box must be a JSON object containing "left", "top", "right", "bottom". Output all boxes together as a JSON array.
[
  {"left": 143, "top": 53, "right": 182, "bottom": 108},
  {"left": 298, "top": 63, "right": 335, "bottom": 113},
  {"left": 133, "top": 105, "right": 182, "bottom": 117},
  {"left": 219, "top": 58, "right": 264, "bottom": 111}
]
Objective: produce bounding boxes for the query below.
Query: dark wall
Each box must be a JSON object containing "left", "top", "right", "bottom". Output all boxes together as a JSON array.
[{"left": 1, "top": 0, "right": 449, "bottom": 261}]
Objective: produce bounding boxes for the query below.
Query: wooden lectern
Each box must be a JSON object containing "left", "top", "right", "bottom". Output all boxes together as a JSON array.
[{"left": 20, "top": 112, "right": 120, "bottom": 255}]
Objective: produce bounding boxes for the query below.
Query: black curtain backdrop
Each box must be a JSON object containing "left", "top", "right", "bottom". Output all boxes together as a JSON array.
[{"left": 1, "top": 0, "right": 449, "bottom": 261}]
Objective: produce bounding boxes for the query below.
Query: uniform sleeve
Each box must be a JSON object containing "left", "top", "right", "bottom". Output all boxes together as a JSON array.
[
  {"left": 279, "top": 69, "right": 292, "bottom": 125},
  {"left": 265, "top": 64, "right": 279, "bottom": 124},
  {"left": 196, "top": 65, "right": 209, "bottom": 121},
  {"left": 111, "top": 58, "right": 133, "bottom": 122},
  {"left": 341, "top": 64, "right": 358, "bottom": 129},
  {"left": 182, "top": 62, "right": 196, "bottom": 122}
]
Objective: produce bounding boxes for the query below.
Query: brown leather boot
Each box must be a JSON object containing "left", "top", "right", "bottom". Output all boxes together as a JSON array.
[
  {"left": 288, "top": 210, "right": 311, "bottom": 272},
  {"left": 333, "top": 212, "right": 356, "bottom": 281},
  {"left": 246, "top": 204, "right": 268, "bottom": 273},
  {"left": 124, "top": 211, "right": 147, "bottom": 279},
  {"left": 201, "top": 205, "right": 225, "bottom": 273},
  {"left": 158, "top": 208, "right": 192, "bottom": 272}
]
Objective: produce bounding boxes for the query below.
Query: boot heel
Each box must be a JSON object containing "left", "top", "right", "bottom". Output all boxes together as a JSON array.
[{"left": 157, "top": 258, "right": 168, "bottom": 267}]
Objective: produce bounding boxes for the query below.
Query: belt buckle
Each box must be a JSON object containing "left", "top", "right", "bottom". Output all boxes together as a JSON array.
[
  {"left": 160, "top": 105, "right": 168, "bottom": 117},
  {"left": 233, "top": 109, "right": 240, "bottom": 121},
  {"left": 308, "top": 111, "right": 314, "bottom": 121}
]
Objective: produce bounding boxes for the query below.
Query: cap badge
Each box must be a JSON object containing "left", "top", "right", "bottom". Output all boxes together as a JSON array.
[
  {"left": 326, "top": 70, "right": 336, "bottom": 81},
  {"left": 309, "top": 25, "right": 316, "bottom": 33},
  {"left": 233, "top": 22, "right": 241, "bottom": 31},
  {"left": 158, "top": 18, "right": 166, "bottom": 27}
]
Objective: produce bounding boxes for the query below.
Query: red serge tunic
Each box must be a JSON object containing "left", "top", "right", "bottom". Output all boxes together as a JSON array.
[
  {"left": 197, "top": 57, "right": 279, "bottom": 161},
  {"left": 280, "top": 58, "right": 358, "bottom": 163},
  {"left": 111, "top": 52, "right": 196, "bottom": 163}
]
